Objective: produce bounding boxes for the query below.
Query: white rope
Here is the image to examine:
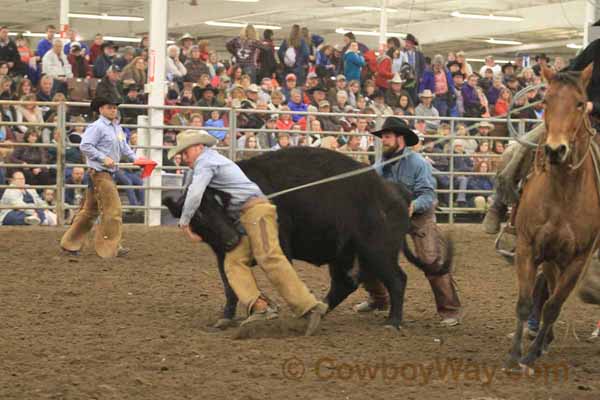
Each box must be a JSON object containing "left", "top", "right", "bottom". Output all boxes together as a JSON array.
[{"left": 266, "top": 136, "right": 451, "bottom": 200}]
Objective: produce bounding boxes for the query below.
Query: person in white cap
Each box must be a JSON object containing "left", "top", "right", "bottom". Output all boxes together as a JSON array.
[{"left": 169, "top": 129, "right": 328, "bottom": 335}]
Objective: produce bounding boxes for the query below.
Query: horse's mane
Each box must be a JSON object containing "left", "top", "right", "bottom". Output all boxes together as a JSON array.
[{"left": 549, "top": 71, "right": 585, "bottom": 91}]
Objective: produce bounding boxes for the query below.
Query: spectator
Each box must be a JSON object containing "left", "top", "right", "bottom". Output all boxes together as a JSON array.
[
  {"left": 414, "top": 90, "right": 439, "bottom": 132},
  {"left": 518, "top": 67, "right": 535, "bottom": 88},
  {"left": 16, "top": 78, "right": 33, "bottom": 100},
  {"left": 93, "top": 41, "right": 117, "bottom": 78},
  {"left": 391, "top": 47, "right": 408, "bottom": 75},
  {"left": 177, "top": 33, "right": 194, "bottom": 63},
  {"left": 42, "top": 39, "right": 73, "bottom": 92},
  {"left": 121, "top": 85, "right": 144, "bottom": 125},
  {"left": 204, "top": 110, "right": 226, "bottom": 140},
  {"left": 472, "top": 140, "right": 492, "bottom": 168},
  {"left": 280, "top": 73, "right": 298, "bottom": 104},
  {"left": 276, "top": 106, "right": 293, "bottom": 131},
  {"left": 113, "top": 46, "right": 135, "bottom": 71},
  {"left": 346, "top": 80, "right": 361, "bottom": 107},
  {"left": 307, "top": 84, "right": 326, "bottom": 108},
  {"left": 343, "top": 42, "right": 365, "bottom": 83},
  {"left": 455, "top": 51, "right": 473, "bottom": 77},
  {"left": 64, "top": 166, "right": 87, "bottom": 220},
  {"left": 375, "top": 47, "right": 395, "bottom": 90},
  {"left": 316, "top": 100, "right": 340, "bottom": 132},
  {"left": 278, "top": 24, "right": 310, "bottom": 85},
  {"left": 505, "top": 75, "right": 521, "bottom": 95},
  {"left": 67, "top": 42, "right": 91, "bottom": 78},
  {"left": 96, "top": 65, "right": 123, "bottom": 101},
  {"left": 320, "top": 135, "right": 339, "bottom": 151},
  {"left": 271, "top": 132, "right": 291, "bottom": 150},
  {"left": 451, "top": 139, "right": 473, "bottom": 207},
  {"left": 403, "top": 33, "right": 426, "bottom": 92},
  {"left": 239, "top": 134, "right": 260, "bottom": 160},
  {"left": 89, "top": 34, "right": 104, "bottom": 64},
  {"left": 166, "top": 45, "right": 187, "bottom": 82},
  {"left": 456, "top": 123, "right": 478, "bottom": 155},
  {"left": 421, "top": 54, "right": 455, "bottom": 117},
  {"left": 369, "top": 89, "right": 393, "bottom": 115},
  {"left": 478, "top": 55, "right": 501, "bottom": 77},
  {"left": 15, "top": 95, "right": 43, "bottom": 138},
  {"left": 494, "top": 87, "right": 511, "bottom": 117},
  {"left": 257, "top": 29, "right": 277, "bottom": 82},
  {"left": 121, "top": 56, "right": 146, "bottom": 88},
  {"left": 9, "top": 129, "right": 52, "bottom": 187},
  {"left": 0, "top": 76, "right": 11, "bottom": 99},
  {"left": 0, "top": 26, "right": 25, "bottom": 76},
  {"left": 15, "top": 34, "right": 34, "bottom": 67},
  {"left": 397, "top": 93, "right": 414, "bottom": 116},
  {"left": 339, "top": 134, "right": 368, "bottom": 164},
  {"left": 257, "top": 77, "right": 273, "bottom": 103},
  {"left": 487, "top": 76, "right": 503, "bottom": 108},
  {"left": 385, "top": 73, "right": 406, "bottom": 108},
  {"left": 63, "top": 29, "right": 89, "bottom": 56},
  {"left": 226, "top": 24, "right": 266, "bottom": 83},
  {"left": 269, "top": 90, "right": 285, "bottom": 111},
  {"left": 467, "top": 161, "right": 494, "bottom": 210},
  {"left": 0, "top": 170, "right": 55, "bottom": 226},
  {"left": 332, "top": 90, "right": 349, "bottom": 113},
  {"left": 35, "top": 25, "right": 56, "bottom": 58},
  {"left": 315, "top": 45, "right": 335, "bottom": 79},
  {"left": 184, "top": 45, "right": 210, "bottom": 83},
  {"left": 287, "top": 88, "right": 308, "bottom": 123},
  {"left": 462, "top": 74, "right": 483, "bottom": 118}
]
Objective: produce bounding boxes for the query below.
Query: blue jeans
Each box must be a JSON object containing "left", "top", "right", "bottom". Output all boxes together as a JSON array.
[
  {"left": 433, "top": 97, "right": 449, "bottom": 117},
  {"left": 2, "top": 209, "right": 45, "bottom": 225},
  {"left": 114, "top": 171, "right": 144, "bottom": 206}
]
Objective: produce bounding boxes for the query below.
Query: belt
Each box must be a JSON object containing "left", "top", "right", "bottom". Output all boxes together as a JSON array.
[
  {"left": 241, "top": 196, "right": 269, "bottom": 212},
  {"left": 87, "top": 169, "right": 116, "bottom": 189}
]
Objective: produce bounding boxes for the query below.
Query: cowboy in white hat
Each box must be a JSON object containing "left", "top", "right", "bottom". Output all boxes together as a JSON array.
[
  {"left": 415, "top": 89, "right": 440, "bottom": 132},
  {"left": 384, "top": 73, "right": 406, "bottom": 107},
  {"left": 170, "top": 129, "right": 328, "bottom": 335}
]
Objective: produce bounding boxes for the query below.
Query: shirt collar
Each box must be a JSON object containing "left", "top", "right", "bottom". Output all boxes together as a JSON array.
[
  {"left": 99, "top": 115, "right": 115, "bottom": 126},
  {"left": 193, "top": 147, "right": 215, "bottom": 168}
]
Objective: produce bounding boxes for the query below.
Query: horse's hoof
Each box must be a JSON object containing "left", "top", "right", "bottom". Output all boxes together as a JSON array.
[{"left": 213, "top": 318, "right": 238, "bottom": 330}]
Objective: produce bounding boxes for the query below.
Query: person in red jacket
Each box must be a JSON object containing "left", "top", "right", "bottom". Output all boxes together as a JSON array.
[
  {"left": 89, "top": 34, "right": 104, "bottom": 64},
  {"left": 375, "top": 48, "right": 395, "bottom": 90},
  {"left": 493, "top": 87, "right": 511, "bottom": 117}
]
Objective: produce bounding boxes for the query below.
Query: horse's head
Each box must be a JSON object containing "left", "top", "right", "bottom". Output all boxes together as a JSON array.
[
  {"left": 163, "top": 188, "right": 241, "bottom": 254},
  {"left": 540, "top": 63, "right": 593, "bottom": 165}
]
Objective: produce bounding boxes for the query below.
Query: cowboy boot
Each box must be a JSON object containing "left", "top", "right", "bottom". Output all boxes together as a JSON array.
[{"left": 427, "top": 273, "right": 462, "bottom": 327}]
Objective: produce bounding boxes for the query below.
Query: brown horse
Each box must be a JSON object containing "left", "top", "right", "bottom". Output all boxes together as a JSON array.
[{"left": 506, "top": 63, "right": 599, "bottom": 370}]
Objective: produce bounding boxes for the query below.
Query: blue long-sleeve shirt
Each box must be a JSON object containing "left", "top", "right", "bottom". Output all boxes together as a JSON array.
[
  {"left": 80, "top": 116, "right": 137, "bottom": 173},
  {"left": 36, "top": 38, "right": 53, "bottom": 57},
  {"left": 287, "top": 100, "right": 307, "bottom": 122},
  {"left": 180, "top": 148, "right": 264, "bottom": 226},
  {"left": 377, "top": 148, "right": 436, "bottom": 214}
]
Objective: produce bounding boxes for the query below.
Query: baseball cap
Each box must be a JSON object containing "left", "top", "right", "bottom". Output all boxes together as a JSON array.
[
  {"left": 307, "top": 72, "right": 318, "bottom": 79},
  {"left": 335, "top": 74, "right": 346, "bottom": 81},
  {"left": 318, "top": 100, "right": 330, "bottom": 108}
]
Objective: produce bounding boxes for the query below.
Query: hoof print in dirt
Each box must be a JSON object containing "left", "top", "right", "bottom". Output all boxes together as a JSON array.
[{"left": 233, "top": 318, "right": 308, "bottom": 340}]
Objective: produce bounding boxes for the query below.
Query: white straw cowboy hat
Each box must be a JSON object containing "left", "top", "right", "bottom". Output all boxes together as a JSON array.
[
  {"left": 479, "top": 121, "right": 495, "bottom": 131},
  {"left": 419, "top": 89, "right": 435, "bottom": 98},
  {"left": 168, "top": 129, "right": 218, "bottom": 159},
  {"left": 388, "top": 73, "right": 405, "bottom": 84}
]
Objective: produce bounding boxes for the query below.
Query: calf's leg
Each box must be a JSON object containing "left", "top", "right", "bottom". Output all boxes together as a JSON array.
[{"left": 324, "top": 254, "right": 359, "bottom": 311}]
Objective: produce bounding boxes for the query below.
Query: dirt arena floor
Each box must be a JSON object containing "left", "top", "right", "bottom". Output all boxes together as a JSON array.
[{"left": 1, "top": 224, "right": 599, "bottom": 400}]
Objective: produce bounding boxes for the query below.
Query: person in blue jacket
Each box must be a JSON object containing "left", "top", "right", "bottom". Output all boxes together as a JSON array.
[
  {"left": 353, "top": 117, "right": 463, "bottom": 327},
  {"left": 343, "top": 42, "right": 365, "bottom": 83},
  {"left": 418, "top": 54, "right": 456, "bottom": 116}
]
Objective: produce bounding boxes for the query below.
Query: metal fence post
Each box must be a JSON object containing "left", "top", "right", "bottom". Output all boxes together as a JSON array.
[
  {"left": 448, "top": 119, "right": 455, "bottom": 225},
  {"left": 56, "top": 102, "right": 66, "bottom": 226},
  {"left": 229, "top": 107, "right": 237, "bottom": 161}
]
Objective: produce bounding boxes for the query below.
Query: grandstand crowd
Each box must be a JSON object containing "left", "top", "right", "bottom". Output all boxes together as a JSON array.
[{"left": 0, "top": 22, "right": 561, "bottom": 225}]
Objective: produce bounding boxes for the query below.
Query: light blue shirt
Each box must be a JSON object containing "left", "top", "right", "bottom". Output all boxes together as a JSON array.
[
  {"left": 80, "top": 116, "right": 137, "bottom": 173},
  {"left": 180, "top": 148, "right": 264, "bottom": 226}
]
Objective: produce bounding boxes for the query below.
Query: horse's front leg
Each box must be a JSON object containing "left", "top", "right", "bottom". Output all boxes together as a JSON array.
[
  {"left": 506, "top": 239, "right": 538, "bottom": 370},
  {"left": 520, "top": 253, "right": 589, "bottom": 369}
]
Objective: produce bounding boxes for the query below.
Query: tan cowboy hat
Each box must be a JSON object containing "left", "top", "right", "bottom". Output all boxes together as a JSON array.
[
  {"left": 168, "top": 129, "right": 218, "bottom": 159},
  {"left": 388, "top": 73, "right": 405, "bottom": 84},
  {"left": 419, "top": 89, "right": 435, "bottom": 98},
  {"left": 479, "top": 121, "right": 495, "bottom": 131}
]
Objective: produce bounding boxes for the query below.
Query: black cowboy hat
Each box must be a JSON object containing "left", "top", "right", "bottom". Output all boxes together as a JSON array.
[
  {"left": 100, "top": 41, "right": 117, "bottom": 51},
  {"left": 370, "top": 117, "right": 419, "bottom": 146},
  {"left": 198, "top": 85, "right": 219, "bottom": 97},
  {"left": 405, "top": 33, "right": 419, "bottom": 45},
  {"left": 307, "top": 84, "right": 327, "bottom": 94},
  {"left": 90, "top": 95, "right": 121, "bottom": 112}
]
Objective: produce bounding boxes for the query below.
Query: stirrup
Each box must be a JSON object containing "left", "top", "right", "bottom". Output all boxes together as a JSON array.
[{"left": 495, "top": 223, "right": 516, "bottom": 263}]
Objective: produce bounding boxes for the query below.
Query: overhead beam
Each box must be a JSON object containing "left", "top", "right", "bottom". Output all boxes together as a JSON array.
[
  {"left": 403, "top": 1, "right": 585, "bottom": 45},
  {"left": 467, "top": 39, "right": 577, "bottom": 57}
]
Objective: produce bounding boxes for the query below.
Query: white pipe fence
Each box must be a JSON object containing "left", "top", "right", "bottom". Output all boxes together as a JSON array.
[{"left": 0, "top": 100, "right": 541, "bottom": 226}]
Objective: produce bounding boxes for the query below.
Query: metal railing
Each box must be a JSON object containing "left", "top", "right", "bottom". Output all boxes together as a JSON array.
[{"left": 0, "top": 99, "right": 542, "bottom": 226}]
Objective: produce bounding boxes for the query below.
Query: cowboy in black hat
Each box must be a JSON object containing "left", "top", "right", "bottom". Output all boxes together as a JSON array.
[
  {"left": 61, "top": 94, "right": 141, "bottom": 258},
  {"left": 353, "top": 117, "right": 463, "bottom": 327},
  {"left": 307, "top": 84, "right": 328, "bottom": 107}
]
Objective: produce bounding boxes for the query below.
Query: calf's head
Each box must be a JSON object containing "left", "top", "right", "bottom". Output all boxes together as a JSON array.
[{"left": 163, "top": 188, "right": 241, "bottom": 253}]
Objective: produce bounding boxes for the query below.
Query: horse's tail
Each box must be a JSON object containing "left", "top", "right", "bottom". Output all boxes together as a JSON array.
[{"left": 403, "top": 235, "right": 454, "bottom": 276}]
